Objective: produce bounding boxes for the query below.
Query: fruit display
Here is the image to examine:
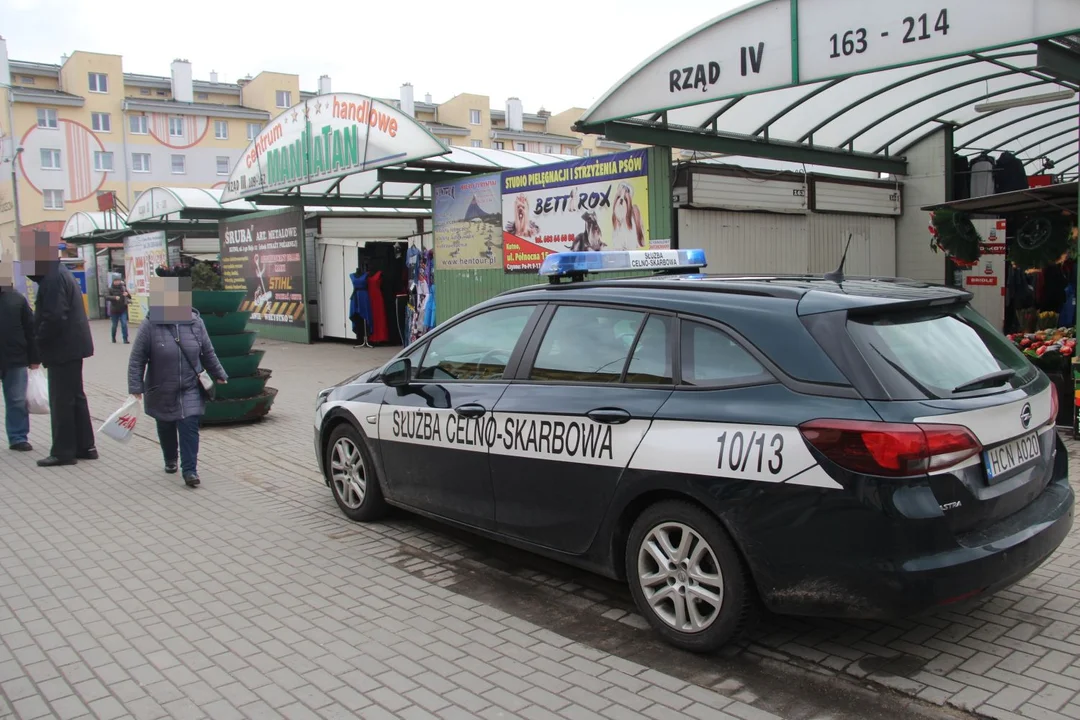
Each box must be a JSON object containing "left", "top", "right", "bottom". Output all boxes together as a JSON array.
[{"left": 1008, "top": 326, "right": 1076, "bottom": 371}]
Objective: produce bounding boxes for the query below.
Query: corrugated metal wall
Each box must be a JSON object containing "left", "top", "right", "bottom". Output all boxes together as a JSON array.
[{"left": 679, "top": 209, "right": 896, "bottom": 276}]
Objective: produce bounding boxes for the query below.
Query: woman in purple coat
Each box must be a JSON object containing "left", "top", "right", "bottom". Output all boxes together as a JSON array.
[{"left": 127, "top": 276, "right": 227, "bottom": 487}]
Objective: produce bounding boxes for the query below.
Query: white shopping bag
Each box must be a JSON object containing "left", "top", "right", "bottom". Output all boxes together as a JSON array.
[
  {"left": 98, "top": 396, "right": 141, "bottom": 444},
  {"left": 26, "top": 367, "right": 49, "bottom": 415}
]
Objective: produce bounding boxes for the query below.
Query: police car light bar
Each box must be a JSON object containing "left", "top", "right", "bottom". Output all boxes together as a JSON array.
[{"left": 539, "top": 249, "right": 708, "bottom": 279}]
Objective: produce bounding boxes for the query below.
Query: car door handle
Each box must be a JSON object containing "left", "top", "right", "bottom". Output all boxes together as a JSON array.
[
  {"left": 587, "top": 408, "right": 632, "bottom": 425},
  {"left": 455, "top": 403, "right": 487, "bottom": 418}
]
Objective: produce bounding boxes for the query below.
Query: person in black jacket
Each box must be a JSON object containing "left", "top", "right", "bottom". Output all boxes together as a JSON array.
[
  {"left": 20, "top": 233, "right": 96, "bottom": 467},
  {"left": 0, "top": 260, "right": 40, "bottom": 452}
]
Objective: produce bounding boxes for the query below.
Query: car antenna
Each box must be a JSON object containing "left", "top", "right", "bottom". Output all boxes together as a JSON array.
[{"left": 824, "top": 233, "right": 853, "bottom": 285}]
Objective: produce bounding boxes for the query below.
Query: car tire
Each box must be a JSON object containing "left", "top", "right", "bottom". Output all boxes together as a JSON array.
[
  {"left": 625, "top": 500, "right": 751, "bottom": 653},
  {"left": 324, "top": 423, "right": 387, "bottom": 522}
]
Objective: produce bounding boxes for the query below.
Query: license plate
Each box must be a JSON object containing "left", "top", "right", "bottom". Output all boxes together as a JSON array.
[{"left": 984, "top": 432, "right": 1041, "bottom": 481}]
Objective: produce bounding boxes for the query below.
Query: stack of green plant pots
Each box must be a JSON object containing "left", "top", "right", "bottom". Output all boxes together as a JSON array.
[{"left": 192, "top": 288, "right": 278, "bottom": 425}]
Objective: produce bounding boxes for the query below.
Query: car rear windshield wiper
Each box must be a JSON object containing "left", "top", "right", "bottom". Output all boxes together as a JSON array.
[{"left": 952, "top": 369, "right": 1016, "bottom": 394}]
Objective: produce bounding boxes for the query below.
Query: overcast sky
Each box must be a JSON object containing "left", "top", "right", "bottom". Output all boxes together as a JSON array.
[{"left": 3, "top": 0, "right": 741, "bottom": 113}]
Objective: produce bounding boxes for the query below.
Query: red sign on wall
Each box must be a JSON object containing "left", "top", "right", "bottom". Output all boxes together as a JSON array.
[{"left": 966, "top": 276, "right": 999, "bottom": 287}]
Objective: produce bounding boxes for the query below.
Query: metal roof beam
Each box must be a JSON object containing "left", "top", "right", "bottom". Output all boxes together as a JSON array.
[
  {"left": 975, "top": 51, "right": 1080, "bottom": 90},
  {"left": 751, "top": 79, "right": 845, "bottom": 138},
  {"left": 599, "top": 122, "right": 907, "bottom": 175},
  {"left": 1037, "top": 41, "right": 1080, "bottom": 84},
  {"left": 245, "top": 195, "right": 431, "bottom": 210},
  {"left": 1010, "top": 126, "right": 1079, "bottom": 158},
  {"left": 377, "top": 168, "right": 472, "bottom": 185},
  {"left": 966, "top": 113, "right": 1080, "bottom": 153},
  {"left": 1021, "top": 137, "right": 1078, "bottom": 167},
  {"left": 956, "top": 103, "right": 1079, "bottom": 149}
]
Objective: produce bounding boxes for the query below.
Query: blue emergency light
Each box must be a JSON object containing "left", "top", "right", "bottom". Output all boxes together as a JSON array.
[{"left": 539, "top": 249, "right": 707, "bottom": 280}]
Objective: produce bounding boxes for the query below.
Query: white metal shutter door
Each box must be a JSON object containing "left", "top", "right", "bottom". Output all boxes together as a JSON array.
[
  {"left": 807, "top": 214, "right": 896, "bottom": 278},
  {"left": 182, "top": 237, "right": 222, "bottom": 254},
  {"left": 320, "top": 217, "right": 420, "bottom": 239},
  {"left": 318, "top": 244, "right": 351, "bottom": 340},
  {"left": 679, "top": 209, "right": 809, "bottom": 274}
]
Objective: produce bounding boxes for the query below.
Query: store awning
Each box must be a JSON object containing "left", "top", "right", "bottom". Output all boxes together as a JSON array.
[
  {"left": 221, "top": 92, "right": 577, "bottom": 209},
  {"left": 923, "top": 180, "right": 1079, "bottom": 215},
  {"left": 127, "top": 186, "right": 262, "bottom": 225},
  {"left": 61, "top": 211, "right": 130, "bottom": 241},
  {"left": 575, "top": 1, "right": 1080, "bottom": 177}
]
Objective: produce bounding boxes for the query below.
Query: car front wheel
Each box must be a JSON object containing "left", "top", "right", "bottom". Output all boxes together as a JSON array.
[
  {"left": 324, "top": 423, "right": 387, "bottom": 522},
  {"left": 626, "top": 500, "right": 751, "bottom": 653}
]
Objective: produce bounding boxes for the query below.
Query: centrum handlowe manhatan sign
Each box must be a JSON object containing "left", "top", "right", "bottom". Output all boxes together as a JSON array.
[{"left": 221, "top": 93, "right": 448, "bottom": 202}]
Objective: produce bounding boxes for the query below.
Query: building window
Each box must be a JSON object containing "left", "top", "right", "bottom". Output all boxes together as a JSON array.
[
  {"left": 494, "top": 141, "right": 505, "bottom": 150},
  {"left": 132, "top": 153, "right": 151, "bottom": 173},
  {"left": 169, "top": 117, "right": 184, "bottom": 137},
  {"left": 91, "top": 112, "right": 111, "bottom": 132},
  {"left": 94, "top": 151, "right": 114, "bottom": 172},
  {"left": 156, "top": 89, "right": 167, "bottom": 96},
  {"left": 43, "top": 190, "right": 64, "bottom": 210},
  {"left": 139, "top": 88, "right": 151, "bottom": 96},
  {"left": 582, "top": 149, "right": 592, "bottom": 157},
  {"left": 88, "top": 72, "right": 108, "bottom": 93},
  {"left": 276, "top": 90, "right": 292, "bottom": 108},
  {"left": 129, "top": 115, "right": 148, "bottom": 134},
  {"left": 216, "top": 156, "right": 230, "bottom": 175},
  {"left": 36, "top": 108, "right": 58, "bottom": 129},
  {"left": 196, "top": 92, "right": 209, "bottom": 101},
  {"left": 247, "top": 123, "right": 262, "bottom": 141},
  {"left": 470, "top": 139, "right": 482, "bottom": 148},
  {"left": 469, "top": 109, "right": 481, "bottom": 125},
  {"left": 20, "top": 76, "right": 34, "bottom": 85},
  {"left": 514, "top": 142, "right": 526, "bottom": 152},
  {"left": 544, "top": 144, "right": 554, "bottom": 154},
  {"left": 214, "top": 120, "right": 228, "bottom": 140},
  {"left": 171, "top": 155, "right": 186, "bottom": 174},
  {"left": 40, "top": 148, "right": 61, "bottom": 170}
]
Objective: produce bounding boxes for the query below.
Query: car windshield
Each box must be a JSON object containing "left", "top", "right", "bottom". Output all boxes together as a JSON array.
[{"left": 847, "top": 305, "right": 1038, "bottom": 399}]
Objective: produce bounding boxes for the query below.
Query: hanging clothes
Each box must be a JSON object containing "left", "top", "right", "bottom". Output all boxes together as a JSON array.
[
  {"left": 995, "top": 152, "right": 1028, "bottom": 193},
  {"left": 367, "top": 270, "right": 389, "bottom": 343},
  {"left": 424, "top": 283, "right": 436, "bottom": 331},
  {"left": 969, "top": 153, "right": 996, "bottom": 198},
  {"left": 952, "top": 154, "right": 971, "bottom": 200},
  {"left": 349, "top": 272, "right": 372, "bottom": 339}
]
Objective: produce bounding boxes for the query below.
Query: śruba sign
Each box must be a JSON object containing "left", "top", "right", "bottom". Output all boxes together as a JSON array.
[
  {"left": 502, "top": 149, "right": 650, "bottom": 273},
  {"left": 221, "top": 93, "right": 447, "bottom": 202},
  {"left": 219, "top": 208, "right": 309, "bottom": 344}
]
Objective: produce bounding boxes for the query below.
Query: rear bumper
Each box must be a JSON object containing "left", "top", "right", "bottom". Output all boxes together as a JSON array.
[{"left": 761, "top": 476, "right": 1074, "bottom": 618}]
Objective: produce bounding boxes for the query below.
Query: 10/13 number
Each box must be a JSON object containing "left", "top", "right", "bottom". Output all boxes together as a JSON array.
[{"left": 717, "top": 430, "right": 784, "bottom": 476}]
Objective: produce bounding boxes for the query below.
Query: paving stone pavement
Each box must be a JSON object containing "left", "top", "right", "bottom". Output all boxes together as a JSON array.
[{"left": 0, "top": 320, "right": 1077, "bottom": 720}]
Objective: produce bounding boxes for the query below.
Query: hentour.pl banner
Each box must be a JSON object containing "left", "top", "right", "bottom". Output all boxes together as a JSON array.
[{"left": 501, "top": 149, "right": 650, "bottom": 273}]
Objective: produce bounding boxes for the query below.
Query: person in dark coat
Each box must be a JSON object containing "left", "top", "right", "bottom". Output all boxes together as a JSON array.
[
  {"left": 0, "top": 260, "right": 41, "bottom": 452},
  {"left": 20, "top": 233, "right": 96, "bottom": 467},
  {"left": 106, "top": 276, "right": 131, "bottom": 344},
  {"left": 127, "top": 276, "right": 227, "bottom": 487}
]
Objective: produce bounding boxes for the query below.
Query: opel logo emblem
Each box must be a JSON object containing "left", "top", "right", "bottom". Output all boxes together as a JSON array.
[{"left": 1020, "top": 403, "right": 1032, "bottom": 429}]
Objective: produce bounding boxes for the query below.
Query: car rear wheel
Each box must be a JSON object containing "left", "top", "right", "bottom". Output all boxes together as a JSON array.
[
  {"left": 626, "top": 500, "right": 751, "bottom": 653},
  {"left": 325, "top": 424, "right": 387, "bottom": 522}
]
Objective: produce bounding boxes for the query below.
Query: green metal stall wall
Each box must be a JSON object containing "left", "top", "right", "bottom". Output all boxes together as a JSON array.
[{"left": 435, "top": 146, "right": 674, "bottom": 325}]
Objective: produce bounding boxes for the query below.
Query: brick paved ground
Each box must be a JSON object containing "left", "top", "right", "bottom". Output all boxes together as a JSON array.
[{"left": 0, "top": 320, "right": 1077, "bottom": 719}]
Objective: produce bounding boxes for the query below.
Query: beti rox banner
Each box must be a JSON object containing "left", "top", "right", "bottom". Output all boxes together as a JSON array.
[
  {"left": 221, "top": 93, "right": 448, "bottom": 202},
  {"left": 502, "top": 149, "right": 650, "bottom": 272},
  {"left": 219, "top": 208, "right": 309, "bottom": 343}
]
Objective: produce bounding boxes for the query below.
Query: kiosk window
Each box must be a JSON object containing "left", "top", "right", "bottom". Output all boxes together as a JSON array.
[
  {"left": 531, "top": 306, "right": 645, "bottom": 383},
  {"left": 681, "top": 322, "right": 771, "bottom": 387},
  {"left": 416, "top": 306, "right": 535, "bottom": 382}
]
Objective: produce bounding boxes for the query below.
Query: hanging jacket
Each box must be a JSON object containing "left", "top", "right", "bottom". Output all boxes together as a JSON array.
[
  {"left": 995, "top": 152, "right": 1028, "bottom": 193},
  {"left": 952, "top": 154, "right": 971, "bottom": 200},
  {"left": 969, "top": 153, "right": 996, "bottom": 198}
]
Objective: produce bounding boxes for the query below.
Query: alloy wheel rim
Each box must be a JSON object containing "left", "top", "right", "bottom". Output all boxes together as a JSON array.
[
  {"left": 330, "top": 438, "right": 366, "bottom": 509},
  {"left": 637, "top": 522, "right": 724, "bottom": 633}
]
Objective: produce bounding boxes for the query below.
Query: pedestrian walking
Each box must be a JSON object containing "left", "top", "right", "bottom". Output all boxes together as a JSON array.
[
  {"left": 127, "top": 276, "right": 227, "bottom": 487},
  {"left": 0, "top": 261, "right": 40, "bottom": 452},
  {"left": 106, "top": 275, "right": 131, "bottom": 343},
  {"left": 20, "top": 233, "right": 96, "bottom": 467}
]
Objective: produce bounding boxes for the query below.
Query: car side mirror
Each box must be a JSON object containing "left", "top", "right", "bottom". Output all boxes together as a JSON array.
[{"left": 382, "top": 358, "right": 411, "bottom": 388}]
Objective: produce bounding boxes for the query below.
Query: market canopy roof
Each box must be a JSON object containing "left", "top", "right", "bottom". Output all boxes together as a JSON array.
[
  {"left": 576, "top": 0, "right": 1080, "bottom": 176},
  {"left": 127, "top": 186, "right": 262, "bottom": 225},
  {"left": 61, "top": 211, "right": 130, "bottom": 241},
  {"left": 923, "top": 179, "right": 1079, "bottom": 215}
]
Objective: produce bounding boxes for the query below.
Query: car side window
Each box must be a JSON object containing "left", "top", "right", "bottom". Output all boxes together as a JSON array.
[
  {"left": 416, "top": 305, "right": 536, "bottom": 382},
  {"left": 681, "top": 321, "right": 772, "bottom": 387},
  {"left": 625, "top": 315, "right": 674, "bottom": 384},
  {"left": 530, "top": 305, "right": 645, "bottom": 383}
]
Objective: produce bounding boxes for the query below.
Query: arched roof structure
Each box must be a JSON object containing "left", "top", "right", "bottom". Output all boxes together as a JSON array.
[{"left": 576, "top": 1, "right": 1080, "bottom": 176}]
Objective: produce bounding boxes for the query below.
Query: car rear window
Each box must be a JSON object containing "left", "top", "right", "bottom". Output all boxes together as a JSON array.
[{"left": 847, "top": 305, "right": 1038, "bottom": 400}]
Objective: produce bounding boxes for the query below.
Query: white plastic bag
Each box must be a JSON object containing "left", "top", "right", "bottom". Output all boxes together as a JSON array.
[
  {"left": 98, "top": 396, "right": 140, "bottom": 444},
  {"left": 26, "top": 368, "right": 49, "bottom": 415}
]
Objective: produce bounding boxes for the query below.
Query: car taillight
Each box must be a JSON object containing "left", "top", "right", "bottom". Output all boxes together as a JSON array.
[
  {"left": 1047, "top": 391, "right": 1059, "bottom": 428},
  {"left": 799, "top": 420, "right": 982, "bottom": 478}
]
